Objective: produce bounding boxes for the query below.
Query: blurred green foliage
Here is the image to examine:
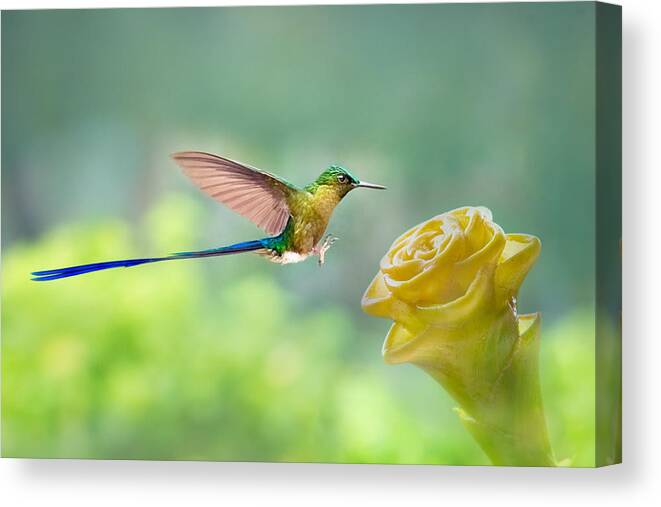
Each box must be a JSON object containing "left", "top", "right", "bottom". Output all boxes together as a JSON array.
[
  {"left": 2, "top": 197, "right": 594, "bottom": 464},
  {"left": 2, "top": 4, "right": 598, "bottom": 464}
]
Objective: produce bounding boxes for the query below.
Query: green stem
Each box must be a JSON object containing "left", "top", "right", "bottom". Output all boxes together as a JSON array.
[{"left": 421, "top": 312, "right": 555, "bottom": 467}]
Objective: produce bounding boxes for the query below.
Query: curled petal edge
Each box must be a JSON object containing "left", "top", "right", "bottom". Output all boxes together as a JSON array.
[
  {"left": 361, "top": 271, "right": 394, "bottom": 319},
  {"left": 518, "top": 312, "right": 541, "bottom": 345},
  {"left": 495, "top": 233, "right": 541, "bottom": 300},
  {"left": 361, "top": 272, "right": 424, "bottom": 333}
]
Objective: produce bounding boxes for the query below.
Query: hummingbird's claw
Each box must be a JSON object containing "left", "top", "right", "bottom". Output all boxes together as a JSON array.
[{"left": 317, "top": 235, "right": 339, "bottom": 266}]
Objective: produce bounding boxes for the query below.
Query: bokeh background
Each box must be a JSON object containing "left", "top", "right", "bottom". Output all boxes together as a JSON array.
[{"left": 2, "top": 3, "right": 597, "bottom": 465}]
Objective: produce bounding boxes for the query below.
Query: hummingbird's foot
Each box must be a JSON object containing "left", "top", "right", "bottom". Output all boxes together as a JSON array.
[{"left": 317, "top": 235, "right": 339, "bottom": 266}]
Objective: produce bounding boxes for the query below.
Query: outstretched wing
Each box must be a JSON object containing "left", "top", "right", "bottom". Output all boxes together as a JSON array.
[{"left": 172, "top": 151, "right": 298, "bottom": 236}]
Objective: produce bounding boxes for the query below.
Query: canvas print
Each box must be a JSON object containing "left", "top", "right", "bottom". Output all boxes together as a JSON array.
[{"left": 1, "top": 2, "right": 621, "bottom": 467}]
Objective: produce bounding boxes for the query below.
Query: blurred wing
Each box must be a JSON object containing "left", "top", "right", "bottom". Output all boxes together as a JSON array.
[{"left": 172, "top": 151, "right": 298, "bottom": 236}]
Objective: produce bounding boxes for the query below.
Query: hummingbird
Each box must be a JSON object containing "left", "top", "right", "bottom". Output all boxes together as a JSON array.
[{"left": 31, "top": 151, "right": 386, "bottom": 281}]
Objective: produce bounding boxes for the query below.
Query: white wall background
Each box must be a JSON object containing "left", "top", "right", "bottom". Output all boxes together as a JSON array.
[{"left": 1, "top": 0, "right": 658, "bottom": 505}]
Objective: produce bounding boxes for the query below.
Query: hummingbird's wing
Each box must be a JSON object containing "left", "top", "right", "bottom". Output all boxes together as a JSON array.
[{"left": 172, "top": 151, "right": 298, "bottom": 236}]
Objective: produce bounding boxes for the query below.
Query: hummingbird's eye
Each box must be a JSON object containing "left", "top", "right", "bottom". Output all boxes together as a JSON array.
[{"left": 337, "top": 174, "right": 348, "bottom": 184}]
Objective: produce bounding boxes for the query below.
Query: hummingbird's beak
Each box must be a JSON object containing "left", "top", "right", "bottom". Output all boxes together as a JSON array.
[{"left": 355, "top": 181, "right": 387, "bottom": 190}]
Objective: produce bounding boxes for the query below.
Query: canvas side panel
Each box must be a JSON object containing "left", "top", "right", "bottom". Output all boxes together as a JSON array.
[{"left": 595, "top": 1, "right": 622, "bottom": 467}]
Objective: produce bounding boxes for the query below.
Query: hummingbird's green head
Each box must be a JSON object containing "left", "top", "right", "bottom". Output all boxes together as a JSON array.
[{"left": 309, "top": 165, "right": 386, "bottom": 196}]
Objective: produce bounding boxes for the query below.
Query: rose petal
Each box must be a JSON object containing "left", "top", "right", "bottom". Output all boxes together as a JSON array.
[
  {"left": 495, "top": 234, "right": 542, "bottom": 300},
  {"left": 382, "top": 256, "right": 425, "bottom": 282},
  {"left": 458, "top": 214, "right": 506, "bottom": 269},
  {"left": 382, "top": 322, "right": 418, "bottom": 364},
  {"left": 415, "top": 265, "right": 495, "bottom": 327},
  {"left": 474, "top": 206, "right": 493, "bottom": 221},
  {"left": 361, "top": 271, "right": 394, "bottom": 318},
  {"left": 464, "top": 208, "right": 489, "bottom": 252},
  {"left": 518, "top": 312, "right": 541, "bottom": 343},
  {"left": 446, "top": 213, "right": 505, "bottom": 303},
  {"left": 383, "top": 227, "right": 466, "bottom": 305}
]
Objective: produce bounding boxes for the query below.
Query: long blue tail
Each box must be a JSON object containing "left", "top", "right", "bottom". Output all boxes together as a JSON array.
[{"left": 31, "top": 239, "right": 268, "bottom": 281}]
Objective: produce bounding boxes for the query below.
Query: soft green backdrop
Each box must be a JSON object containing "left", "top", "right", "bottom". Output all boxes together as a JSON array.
[{"left": 2, "top": 3, "right": 596, "bottom": 464}]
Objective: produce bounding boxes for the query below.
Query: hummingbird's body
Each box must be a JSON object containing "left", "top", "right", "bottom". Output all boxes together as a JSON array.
[
  {"left": 267, "top": 181, "right": 349, "bottom": 262},
  {"left": 31, "top": 151, "right": 385, "bottom": 281}
]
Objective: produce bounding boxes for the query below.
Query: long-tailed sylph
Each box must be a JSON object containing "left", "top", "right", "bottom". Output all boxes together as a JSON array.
[{"left": 31, "top": 151, "right": 386, "bottom": 281}]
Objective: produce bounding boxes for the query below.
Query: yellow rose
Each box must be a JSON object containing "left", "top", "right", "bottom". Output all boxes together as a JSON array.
[
  {"left": 362, "top": 206, "right": 541, "bottom": 365},
  {"left": 361, "top": 206, "right": 552, "bottom": 466}
]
